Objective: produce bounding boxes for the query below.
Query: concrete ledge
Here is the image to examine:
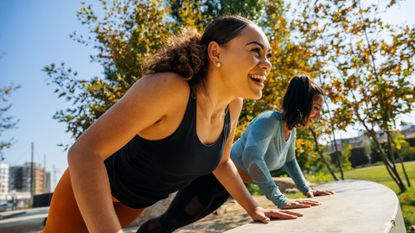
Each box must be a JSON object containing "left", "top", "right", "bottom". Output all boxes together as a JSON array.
[
  {"left": 225, "top": 180, "right": 405, "bottom": 233},
  {"left": 0, "top": 211, "right": 26, "bottom": 220}
]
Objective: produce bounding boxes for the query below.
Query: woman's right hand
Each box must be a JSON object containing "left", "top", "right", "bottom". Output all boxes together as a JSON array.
[
  {"left": 282, "top": 199, "right": 321, "bottom": 209},
  {"left": 249, "top": 206, "right": 303, "bottom": 223}
]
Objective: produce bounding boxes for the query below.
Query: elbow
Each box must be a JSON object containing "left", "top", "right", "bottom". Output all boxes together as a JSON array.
[
  {"left": 241, "top": 153, "right": 256, "bottom": 169},
  {"left": 67, "top": 144, "right": 104, "bottom": 170},
  {"left": 67, "top": 144, "right": 81, "bottom": 169}
]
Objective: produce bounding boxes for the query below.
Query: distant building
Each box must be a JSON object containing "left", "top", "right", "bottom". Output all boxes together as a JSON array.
[
  {"left": 44, "top": 171, "right": 51, "bottom": 193},
  {"left": 327, "top": 124, "right": 415, "bottom": 154},
  {"left": 0, "top": 164, "right": 10, "bottom": 200},
  {"left": 326, "top": 135, "right": 369, "bottom": 154},
  {"left": 9, "top": 166, "right": 23, "bottom": 192},
  {"left": 9, "top": 162, "right": 45, "bottom": 194},
  {"left": 326, "top": 125, "right": 415, "bottom": 167},
  {"left": 401, "top": 125, "right": 415, "bottom": 138}
]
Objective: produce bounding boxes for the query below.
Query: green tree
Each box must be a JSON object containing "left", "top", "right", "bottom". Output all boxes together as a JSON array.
[
  {"left": 44, "top": 0, "right": 268, "bottom": 146},
  {"left": 45, "top": 0, "right": 337, "bottom": 175},
  {"left": 293, "top": 0, "right": 415, "bottom": 192},
  {"left": 0, "top": 83, "right": 20, "bottom": 160},
  {"left": 44, "top": 0, "right": 173, "bottom": 143}
]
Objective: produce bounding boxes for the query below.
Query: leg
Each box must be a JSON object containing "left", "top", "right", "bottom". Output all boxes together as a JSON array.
[
  {"left": 43, "top": 169, "right": 144, "bottom": 233},
  {"left": 137, "top": 174, "right": 230, "bottom": 233},
  {"left": 114, "top": 202, "right": 144, "bottom": 228},
  {"left": 43, "top": 169, "right": 88, "bottom": 233}
]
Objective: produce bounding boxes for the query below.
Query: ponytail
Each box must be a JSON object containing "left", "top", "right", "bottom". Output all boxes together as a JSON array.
[{"left": 282, "top": 75, "right": 324, "bottom": 130}]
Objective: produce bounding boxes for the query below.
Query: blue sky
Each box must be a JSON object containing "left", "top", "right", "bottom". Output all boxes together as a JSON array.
[
  {"left": 0, "top": 0, "right": 102, "bottom": 188},
  {"left": 0, "top": 0, "right": 414, "bottom": 190}
]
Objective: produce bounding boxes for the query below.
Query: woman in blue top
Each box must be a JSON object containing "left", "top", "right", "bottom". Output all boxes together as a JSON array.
[
  {"left": 138, "top": 75, "right": 334, "bottom": 232},
  {"left": 232, "top": 76, "right": 334, "bottom": 209}
]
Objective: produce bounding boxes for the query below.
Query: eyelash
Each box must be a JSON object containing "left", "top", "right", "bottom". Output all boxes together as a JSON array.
[
  {"left": 251, "top": 48, "right": 261, "bottom": 56},
  {"left": 251, "top": 48, "right": 272, "bottom": 59}
]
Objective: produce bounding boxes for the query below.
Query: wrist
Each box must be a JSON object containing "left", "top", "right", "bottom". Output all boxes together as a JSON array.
[
  {"left": 242, "top": 199, "right": 259, "bottom": 216},
  {"left": 274, "top": 195, "right": 288, "bottom": 208}
]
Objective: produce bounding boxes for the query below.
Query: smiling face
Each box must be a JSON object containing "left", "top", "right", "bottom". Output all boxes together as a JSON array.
[
  {"left": 304, "top": 95, "right": 323, "bottom": 127},
  {"left": 212, "top": 24, "right": 272, "bottom": 99}
]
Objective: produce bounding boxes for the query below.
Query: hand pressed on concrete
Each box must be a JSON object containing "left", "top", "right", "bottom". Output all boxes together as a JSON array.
[
  {"left": 282, "top": 199, "right": 321, "bottom": 209},
  {"left": 250, "top": 206, "right": 303, "bottom": 223},
  {"left": 306, "top": 189, "right": 335, "bottom": 198}
]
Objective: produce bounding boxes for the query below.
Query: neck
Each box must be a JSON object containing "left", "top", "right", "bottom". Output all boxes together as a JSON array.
[
  {"left": 282, "top": 120, "right": 291, "bottom": 139},
  {"left": 195, "top": 71, "right": 234, "bottom": 117}
]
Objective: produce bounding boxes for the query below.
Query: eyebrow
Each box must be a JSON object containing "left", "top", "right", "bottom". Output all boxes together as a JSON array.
[{"left": 245, "top": 41, "right": 264, "bottom": 49}]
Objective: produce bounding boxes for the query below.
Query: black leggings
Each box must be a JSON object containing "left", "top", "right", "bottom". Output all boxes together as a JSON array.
[{"left": 137, "top": 174, "right": 230, "bottom": 233}]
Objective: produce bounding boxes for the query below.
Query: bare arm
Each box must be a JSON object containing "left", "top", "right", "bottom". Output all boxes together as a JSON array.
[
  {"left": 213, "top": 100, "right": 302, "bottom": 222},
  {"left": 213, "top": 98, "right": 259, "bottom": 215},
  {"left": 68, "top": 73, "right": 190, "bottom": 233}
]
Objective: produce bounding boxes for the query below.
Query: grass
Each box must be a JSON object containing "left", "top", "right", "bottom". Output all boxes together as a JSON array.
[
  {"left": 247, "top": 161, "right": 415, "bottom": 231},
  {"left": 302, "top": 161, "right": 415, "bottom": 231},
  {"left": 338, "top": 161, "right": 415, "bottom": 231},
  {"left": 339, "top": 161, "right": 415, "bottom": 193}
]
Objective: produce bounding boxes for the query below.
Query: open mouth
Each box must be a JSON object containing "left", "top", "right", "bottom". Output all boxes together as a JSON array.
[{"left": 248, "top": 74, "right": 266, "bottom": 87}]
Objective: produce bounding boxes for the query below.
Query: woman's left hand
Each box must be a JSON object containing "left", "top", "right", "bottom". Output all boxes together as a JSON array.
[
  {"left": 249, "top": 206, "right": 303, "bottom": 223},
  {"left": 306, "top": 189, "right": 335, "bottom": 198}
]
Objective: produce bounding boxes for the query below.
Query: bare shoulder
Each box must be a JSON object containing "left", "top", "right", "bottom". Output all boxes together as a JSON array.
[
  {"left": 131, "top": 72, "right": 190, "bottom": 102},
  {"left": 69, "top": 72, "right": 191, "bottom": 160}
]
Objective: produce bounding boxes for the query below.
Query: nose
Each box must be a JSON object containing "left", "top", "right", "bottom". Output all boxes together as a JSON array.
[{"left": 260, "top": 58, "right": 272, "bottom": 73}]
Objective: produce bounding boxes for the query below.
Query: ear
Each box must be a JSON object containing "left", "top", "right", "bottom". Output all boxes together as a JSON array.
[{"left": 207, "top": 41, "right": 222, "bottom": 65}]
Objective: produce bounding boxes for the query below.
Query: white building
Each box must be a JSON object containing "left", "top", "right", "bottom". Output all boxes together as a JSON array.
[{"left": 0, "top": 164, "right": 10, "bottom": 201}]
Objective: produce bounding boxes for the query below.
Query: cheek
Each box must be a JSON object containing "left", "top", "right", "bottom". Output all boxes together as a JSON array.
[{"left": 226, "top": 50, "right": 257, "bottom": 68}]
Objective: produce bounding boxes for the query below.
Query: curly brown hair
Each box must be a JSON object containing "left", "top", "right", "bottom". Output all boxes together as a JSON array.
[{"left": 142, "top": 15, "right": 253, "bottom": 88}]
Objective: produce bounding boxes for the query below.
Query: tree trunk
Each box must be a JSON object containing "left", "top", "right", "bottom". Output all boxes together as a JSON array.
[
  {"left": 310, "top": 129, "right": 339, "bottom": 181},
  {"left": 324, "top": 98, "right": 344, "bottom": 180},
  {"left": 396, "top": 152, "right": 411, "bottom": 187},
  {"left": 360, "top": 122, "right": 407, "bottom": 192},
  {"left": 387, "top": 131, "right": 412, "bottom": 188}
]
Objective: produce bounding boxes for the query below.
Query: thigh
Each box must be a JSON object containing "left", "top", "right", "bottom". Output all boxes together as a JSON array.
[
  {"left": 43, "top": 169, "right": 88, "bottom": 233},
  {"left": 43, "top": 169, "right": 144, "bottom": 232},
  {"left": 114, "top": 202, "right": 144, "bottom": 228}
]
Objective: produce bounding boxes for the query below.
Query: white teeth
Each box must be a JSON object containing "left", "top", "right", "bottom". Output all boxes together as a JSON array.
[{"left": 249, "top": 74, "right": 266, "bottom": 82}]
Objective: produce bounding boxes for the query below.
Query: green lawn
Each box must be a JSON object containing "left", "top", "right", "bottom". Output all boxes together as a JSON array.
[
  {"left": 339, "top": 161, "right": 415, "bottom": 232},
  {"left": 340, "top": 161, "right": 415, "bottom": 193}
]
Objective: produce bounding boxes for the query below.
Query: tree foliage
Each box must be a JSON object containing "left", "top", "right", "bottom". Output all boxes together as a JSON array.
[
  {"left": 0, "top": 83, "right": 20, "bottom": 160},
  {"left": 44, "top": 0, "right": 415, "bottom": 185},
  {"left": 292, "top": 0, "right": 415, "bottom": 191}
]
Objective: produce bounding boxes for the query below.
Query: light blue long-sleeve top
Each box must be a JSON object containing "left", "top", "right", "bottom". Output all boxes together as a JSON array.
[{"left": 231, "top": 111, "right": 310, "bottom": 208}]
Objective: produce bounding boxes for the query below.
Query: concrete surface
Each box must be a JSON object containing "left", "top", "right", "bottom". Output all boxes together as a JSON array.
[
  {"left": 225, "top": 180, "right": 406, "bottom": 233},
  {"left": 0, "top": 207, "right": 48, "bottom": 233}
]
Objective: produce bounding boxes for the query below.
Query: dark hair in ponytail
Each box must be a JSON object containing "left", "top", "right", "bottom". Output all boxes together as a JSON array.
[
  {"left": 282, "top": 75, "right": 324, "bottom": 130},
  {"left": 142, "top": 15, "right": 253, "bottom": 87}
]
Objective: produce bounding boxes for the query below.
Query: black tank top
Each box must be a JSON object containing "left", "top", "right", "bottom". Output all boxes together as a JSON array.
[{"left": 104, "top": 90, "right": 231, "bottom": 208}]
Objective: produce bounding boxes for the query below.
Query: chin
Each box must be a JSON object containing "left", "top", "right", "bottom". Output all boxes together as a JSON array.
[{"left": 247, "top": 90, "right": 262, "bottom": 100}]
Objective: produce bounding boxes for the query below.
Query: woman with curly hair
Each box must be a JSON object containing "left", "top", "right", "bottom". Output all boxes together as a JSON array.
[
  {"left": 43, "top": 15, "right": 302, "bottom": 233},
  {"left": 138, "top": 76, "right": 334, "bottom": 233}
]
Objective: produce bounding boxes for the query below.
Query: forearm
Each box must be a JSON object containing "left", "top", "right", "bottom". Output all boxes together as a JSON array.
[
  {"left": 213, "top": 159, "right": 258, "bottom": 215},
  {"left": 284, "top": 159, "right": 310, "bottom": 194},
  {"left": 68, "top": 151, "right": 122, "bottom": 233},
  {"left": 241, "top": 155, "right": 288, "bottom": 208},
  {"left": 256, "top": 180, "right": 288, "bottom": 208}
]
